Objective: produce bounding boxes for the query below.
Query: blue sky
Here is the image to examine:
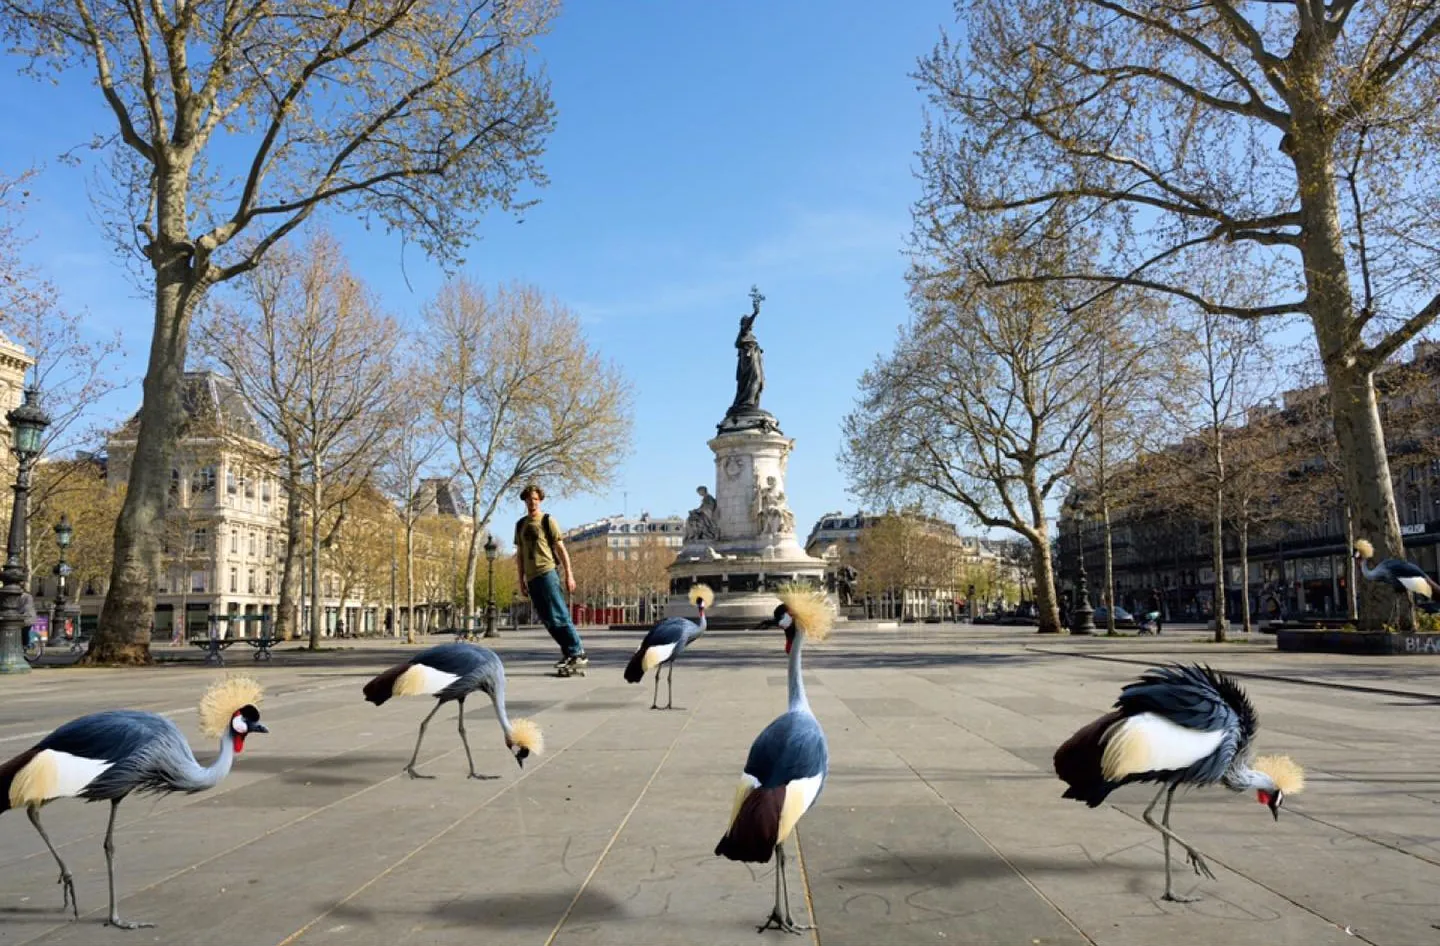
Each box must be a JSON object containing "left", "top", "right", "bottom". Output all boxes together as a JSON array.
[{"left": 0, "top": 1, "right": 956, "bottom": 542}]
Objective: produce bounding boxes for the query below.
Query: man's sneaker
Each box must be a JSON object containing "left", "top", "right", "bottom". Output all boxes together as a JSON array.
[{"left": 557, "top": 654, "right": 588, "bottom": 677}]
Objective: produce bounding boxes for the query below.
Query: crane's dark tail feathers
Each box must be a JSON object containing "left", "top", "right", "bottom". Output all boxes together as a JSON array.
[
  {"left": 0, "top": 746, "right": 41, "bottom": 815},
  {"left": 623, "top": 648, "right": 646, "bottom": 684},
  {"left": 1054, "top": 709, "right": 1125, "bottom": 808},
  {"left": 363, "top": 662, "right": 409, "bottom": 706},
  {"left": 715, "top": 787, "right": 783, "bottom": 863}
]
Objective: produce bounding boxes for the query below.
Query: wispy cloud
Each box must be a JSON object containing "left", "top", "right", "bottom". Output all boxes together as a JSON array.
[{"left": 571, "top": 205, "right": 906, "bottom": 323}]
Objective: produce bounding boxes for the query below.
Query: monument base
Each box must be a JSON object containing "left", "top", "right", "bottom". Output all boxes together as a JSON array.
[{"left": 665, "top": 555, "right": 828, "bottom": 627}]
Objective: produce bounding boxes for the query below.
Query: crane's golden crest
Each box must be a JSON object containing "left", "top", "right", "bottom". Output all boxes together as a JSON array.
[
  {"left": 198, "top": 675, "right": 265, "bottom": 739},
  {"left": 777, "top": 585, "right": 834, "bottom": 642},
  {"left": 1254, "top": 755, "right": 1305, "bottom": 794},
  {"left": 1354, "top": 538, "right": 1374, "bottom": 559},
  {"left": 690, "top": 583, "right": 716, "bottom": 610},
  {"left": 509, "top": 718, "right": 544, "bottom": 756}
]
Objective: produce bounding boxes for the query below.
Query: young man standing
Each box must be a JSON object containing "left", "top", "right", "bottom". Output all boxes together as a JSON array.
[{"left": 515, "top": 483, "right": 588, "bottom": 676}]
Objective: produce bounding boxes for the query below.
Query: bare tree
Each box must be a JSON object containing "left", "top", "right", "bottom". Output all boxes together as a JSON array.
[
  {"left": 918, "top": 1, "right": 1440, "bottom": 628},
  {"left": 423, "top": 279, "right": 633, "bottom": 627},
  {"left": 2, "top": 1, "right": 557, "bottom": 662},
  {"left": 199, "top": 233, "right": 402, "bottom": 650},
  {"left": 377, "top": 378, "right": 444, "bottom": 644},
  {"left": 0, "top": 172, "right": 126, "bottom": 563},
  {"left": 843, "top": 244, "right": 1126, "bottom": 634}
]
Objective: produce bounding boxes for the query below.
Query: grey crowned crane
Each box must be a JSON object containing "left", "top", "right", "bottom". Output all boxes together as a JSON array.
[
  {"left": 623, "top": 582, "right": 714, "bottom": 709},
  {"left": 0, "top": 676, "right": 269, "bottom": 928},
  {"left": 363, "top": 641, "right": 542, "bottom": 779},
  {"left": 1353, "top": 538, "right": 1440, "bottom": 621},
  {"left": 1054, "top": 663, "right": 1304, "bottom": 902},
  {"left": 715, "top": 587, "right": 832, "bottom": 934}
]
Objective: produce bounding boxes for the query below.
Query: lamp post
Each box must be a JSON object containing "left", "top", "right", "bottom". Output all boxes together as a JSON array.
[
  {"left": 52, "top": 513, "right": 73, "bottom": 648},
  {"left": 1070, "top": 505, "right": 1096, "bottom": 636},
  {"left": 483, "top": 533, "right": 498, "bottom": 638},
  {"left": 0, "top": 389, "right": 51, "bottom": 673}
]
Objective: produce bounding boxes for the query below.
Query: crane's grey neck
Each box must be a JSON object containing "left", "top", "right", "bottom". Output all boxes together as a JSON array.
[
  {"left": 1223, "top": 761, "right": 1276, "bottom": 793},
  {"left": 176, "top": 731, "right": 238, "bottom": 792},
  {"left": 788, "top": 632, "right": 809, "bottom": 712},
  {"left": 490, "top": 675, "right": 514, "bottom": 740}
]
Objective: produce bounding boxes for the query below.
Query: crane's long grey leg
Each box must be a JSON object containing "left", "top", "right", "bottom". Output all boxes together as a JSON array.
[
  {"left": 651, "top": 666, "right": 661, "bottom": 710},
  {"left": 103, "top": 800, "right": 152, "bottom": 929},
  {"left": 1142, "top": 783, "right": 1215, "bottom": 903},
  {"left": 27, "top": 806, "right": 77, "bottom": 919},
  {"left": 757, "top": 841, "right": 813, "bottom": 934},
  {"left": 405, "top": 701, "right": 444, "bottom": 779},
  {"left": 666, "top": 662, "right": 675, "bottom": 710},
  {"left": 456, "top": 697, "right": 497, "bottom": 780}
]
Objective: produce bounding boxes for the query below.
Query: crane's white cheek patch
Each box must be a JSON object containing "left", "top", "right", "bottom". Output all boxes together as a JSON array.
[
  {"left": 393, "top": 663, "right": 460, "bottom": 697},
  {"left": 777, "top": 773, "right": 824, "bottom": 843},
  {"left": 10, "top": 749, "right": 113, "bottom": 806},
  {"left": 1101, "top": 713, "right": 1225, "bottom": 780},
  {"left": 1399, "top": 576, "right": 1433, "bottom": 598},
  {"left": 642, "top": 643, "right": 677, "bottom": 672}
]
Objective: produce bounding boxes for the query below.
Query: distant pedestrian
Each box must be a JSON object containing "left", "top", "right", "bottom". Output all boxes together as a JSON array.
[
  {"left": 514, "top": 483, "right": 587, "bottom": 676},
  {"left": 1147, "top": 588, "right": 1164, "bottom": 635}
]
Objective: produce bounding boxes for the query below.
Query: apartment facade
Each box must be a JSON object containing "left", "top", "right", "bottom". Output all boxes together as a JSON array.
[{"left": 563, "top": 512, "right": 684, "bottom": 624}]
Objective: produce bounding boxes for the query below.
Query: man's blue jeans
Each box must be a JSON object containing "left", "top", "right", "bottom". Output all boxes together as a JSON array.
[{"left": 528, "top": 569, "right": 584, "bottom": 658}]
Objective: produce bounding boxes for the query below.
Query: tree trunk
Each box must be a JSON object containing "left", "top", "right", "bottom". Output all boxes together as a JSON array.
[
  {"left": 1211, "top": 477, "right": 1227, "bottom": 643},
  {"left": 309, "top": 475, "right": 323, "bottom": 650},
  {"left": 1239, "top": 516, "right": 1252, "bottom": 634},
  {"left": 87, "top": 262, "right": 198, "bottom": 665},
  {"left": 275, "top": 466, "right": 304, "bottom": 640},
  {"left": 1344, "top": 502, "right": 1357, "bottom": 621},
  {"left": 463, "top": 511, "right": 480, "bottom": 631},
  {"left": 405, "top": 519, "right": 416, "bottom": 645},
  {"left": 1030, "top": 531, "right": 1063, "bottom": 634},
  {"left": 1101, "top": 498, "right": 1116, "bottom": 636},
  {"left": 1327, "top": 365, "right": 1403, "bottom": 628}
]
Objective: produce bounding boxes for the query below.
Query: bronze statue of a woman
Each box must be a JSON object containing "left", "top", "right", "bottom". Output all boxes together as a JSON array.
[{"left": 731, "top": 285, "right": 765, "bottom": 412}]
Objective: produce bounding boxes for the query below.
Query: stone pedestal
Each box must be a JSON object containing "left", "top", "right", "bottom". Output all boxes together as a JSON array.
[{"left": 667, "top": 427, "right": 828, "bottom": 626}]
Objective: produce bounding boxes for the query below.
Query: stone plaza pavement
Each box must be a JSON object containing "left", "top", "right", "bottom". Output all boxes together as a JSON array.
[{"left": 2, "top": 624, "right": 1439, "bottom": 946}]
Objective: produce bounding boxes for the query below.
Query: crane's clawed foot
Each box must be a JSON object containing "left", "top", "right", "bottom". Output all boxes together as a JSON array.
[
  {"left": 756, "top": 910, "right": 813, "bottom": 935},
  {"left": 404, "top": 766, "right": 436, "bottom": 780},
  {"left": 57, "top": 871, "right": 77, "bottom": 918},
  {"left": 1184, "top": 848, "right": 1216, "bottom": 881},
  {"left": 466, "top": 772, "right": 500, "bottom": 780},
  {"left": 105, "top": 917, "right": 154, "bottom": 930},
  {"left": 1162, "top": 891, "right": 1202, "bottom": 904}
]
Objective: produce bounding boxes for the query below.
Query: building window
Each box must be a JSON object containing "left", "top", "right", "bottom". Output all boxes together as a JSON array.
[
  {"left": 243, "top": 472, "right": 254, "bottom": 499},
  {"left": 192, "top": 528, "right": 209, "bottom": 552},
  {"left": 191, "top": 466, "right": 216, "bottom": 495},
  {"left": 229, "top": 568, "right": 238, "bottom": 593},
  {"left": 227, "top": 469, "right": 237, "bottom": 494},
  {"left": 266, "top": 534, "right": 274, "bottom": 558},
  {"left": 249, "top": 532, "right": 257, "bottom": 557},
  {"left": 265, "top": 571, "right": 273, "bottom": 594},
  {"left": 191, "top": 570, "right": 208, "bottom": 593},
  {"left": 230, "top": 531, "right": 239, "bottom": 554},
  {"left": 247, "top": 569, "right": 257, "bottom": 594},
  {"left": 261, "top": 478, "right": 272, "bottom": 503}
]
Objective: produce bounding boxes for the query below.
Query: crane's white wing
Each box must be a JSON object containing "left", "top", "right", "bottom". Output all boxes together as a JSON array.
[{"left": 1101, "top": 712, "right": 1226, "bottom": 780}]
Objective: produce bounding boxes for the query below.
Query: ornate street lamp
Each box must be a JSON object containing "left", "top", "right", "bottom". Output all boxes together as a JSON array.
[
  {"left": 52, "top": 513, "right": 73, "bottom": 648},
  {"left": 483, "top": 533, "right": 499, "bottom": 638},
  {"left": 1070, "top": 503, "right": 1096, "bottom": 636},
  {"left": 0, "top": 389, "right": 51, "bottom": 673}
]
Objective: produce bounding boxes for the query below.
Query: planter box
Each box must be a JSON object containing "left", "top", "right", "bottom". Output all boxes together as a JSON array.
[{"left": 1276, "top": 630, "right": 1440, "bottom": 655}]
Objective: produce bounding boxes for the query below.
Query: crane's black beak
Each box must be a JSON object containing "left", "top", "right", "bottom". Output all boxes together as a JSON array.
[
  {"left": 515, "top": 747, "right": 530, "bottom": 769},
  {"left": 250, "top": 722, "right": 269, "bottom": 734}
]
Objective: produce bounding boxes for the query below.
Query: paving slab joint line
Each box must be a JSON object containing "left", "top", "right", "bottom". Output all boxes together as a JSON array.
[
  {"left": 793, "top": 829, "right": 821, "bottom": 946},
  {"left": 1284, "top": 805, "right": 1440, "bottom": 869},
  {"left": 274, "top": 700, "right": 627, "bottom": 946},
  {"left": 542, "top": 705, "right": 700, "bottom": 946},
  {"left": 850, "top": 713, "right": 1095, "bottom": 945},
  {"left": 1106, "top": 804, "right": 1379, "bottom": 944},
  {"left": 1024, "top": 645, "right": 1440, "bottom": 701}
]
